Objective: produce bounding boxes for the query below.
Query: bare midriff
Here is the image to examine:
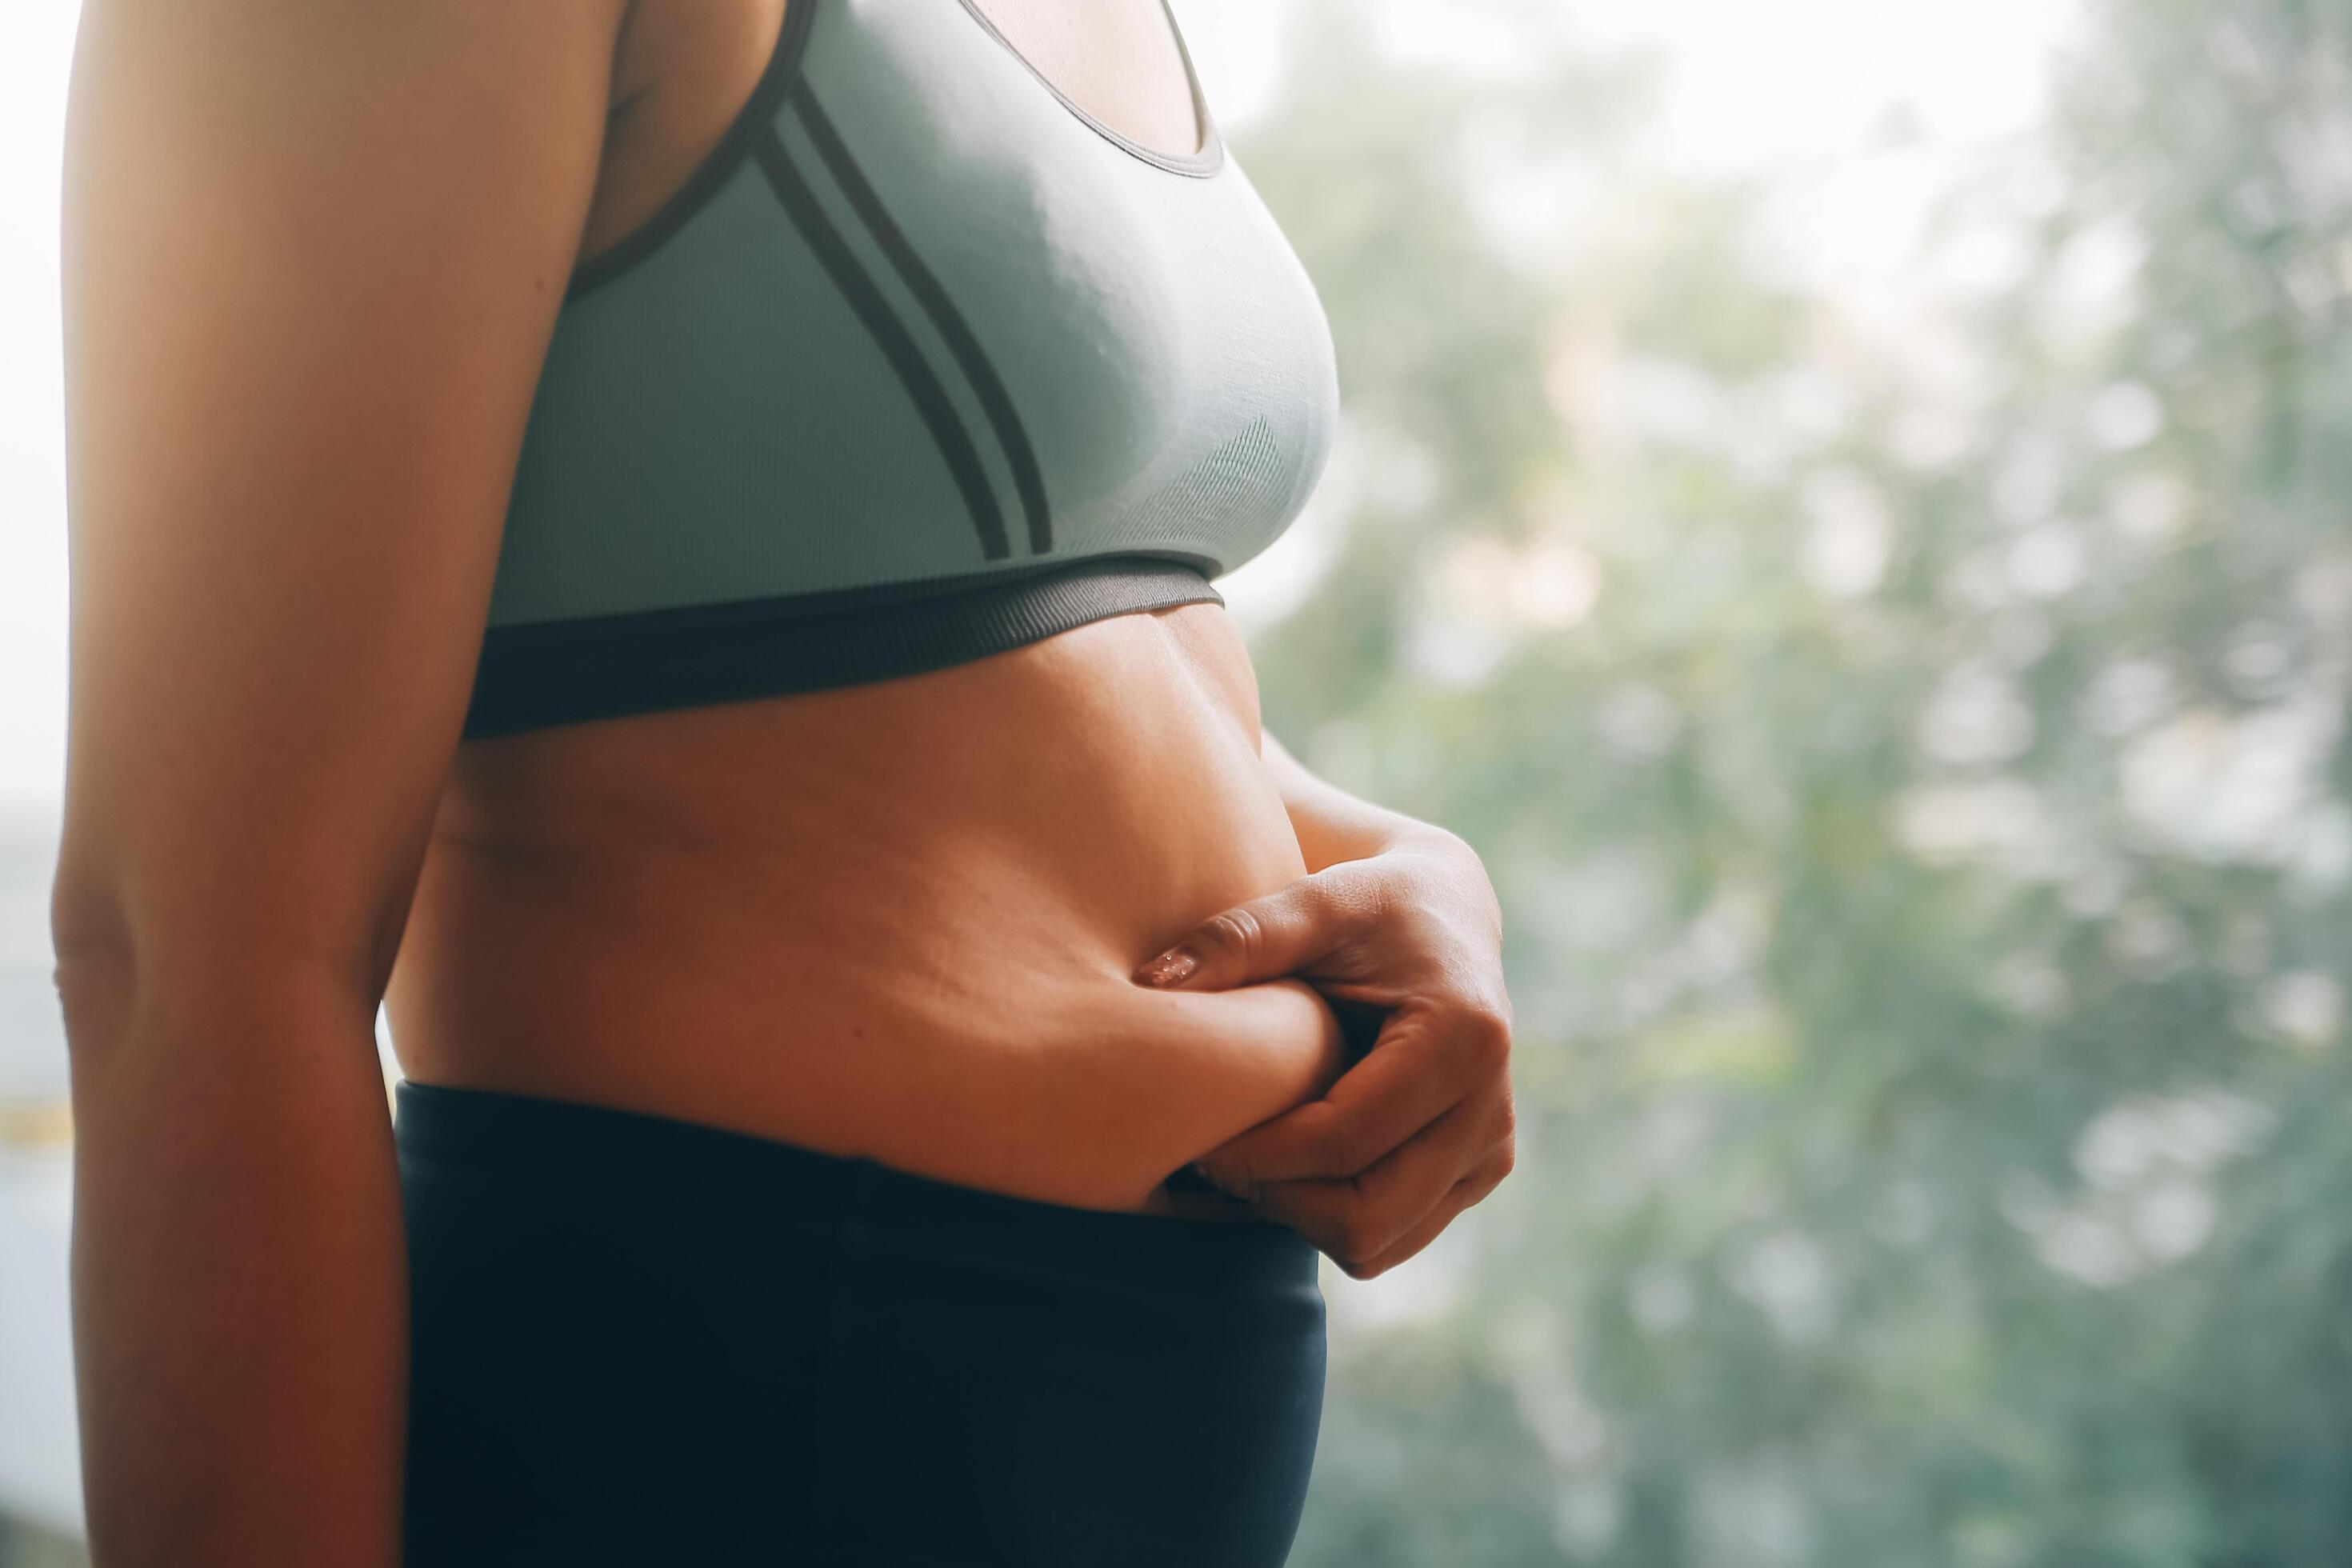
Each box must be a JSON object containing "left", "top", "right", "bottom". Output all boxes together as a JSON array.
[{"left": 382, "top": 602, "right": 1350, "bottom": 1216}]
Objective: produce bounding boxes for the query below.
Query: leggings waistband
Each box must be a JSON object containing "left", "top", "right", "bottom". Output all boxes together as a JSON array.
[{"left": 392, "top": 1078, "right": 1315, "bottom": 1295}]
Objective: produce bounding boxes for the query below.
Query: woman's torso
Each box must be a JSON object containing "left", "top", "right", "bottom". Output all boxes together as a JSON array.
[{"left": 382, "top": 0, "right": 1349, "bottom": 1214}]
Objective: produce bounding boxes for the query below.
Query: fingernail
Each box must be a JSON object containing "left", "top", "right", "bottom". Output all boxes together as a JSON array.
[{"left": 1136, "top": 946, "right": 1198, "bottom": 986}]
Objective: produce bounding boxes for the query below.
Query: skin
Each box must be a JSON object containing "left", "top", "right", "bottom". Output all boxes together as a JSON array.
[
  {"left": 48, "top": 2, "right": 1515, "bottom": 1563},
  {"left": 970, "top": 0, "right": 1206, "bottom": 154}
]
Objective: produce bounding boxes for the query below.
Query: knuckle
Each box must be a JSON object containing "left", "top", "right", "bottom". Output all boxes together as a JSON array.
[
  {"left": 1458, "top": 1003, "right": 1514, "bottom": 1066},
  {"left": 1494, "top": 1138, "right": 1517, "bottom": 1180},
  {"left": 1200, "top": 905, "right": 1268, "bottom": 962}
]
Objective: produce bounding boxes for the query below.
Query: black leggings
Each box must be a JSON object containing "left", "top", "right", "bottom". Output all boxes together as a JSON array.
[{"left": 394, "top": 1081, "right": 1326, "bottom": 1566}]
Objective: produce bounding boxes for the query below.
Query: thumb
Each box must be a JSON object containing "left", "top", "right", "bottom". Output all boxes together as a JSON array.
[{"left": 1132, "top": 867, "right": 1373, "bottom": 990}]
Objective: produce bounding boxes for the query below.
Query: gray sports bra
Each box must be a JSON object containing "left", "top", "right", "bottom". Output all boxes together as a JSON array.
[{"left": 462, "top": 0, "right": 1341, "bottom": 738}]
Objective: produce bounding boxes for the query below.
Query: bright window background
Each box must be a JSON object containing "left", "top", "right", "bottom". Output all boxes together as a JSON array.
[{"left": 11, "top": 0, "right": 2350, "bottom": 1562}]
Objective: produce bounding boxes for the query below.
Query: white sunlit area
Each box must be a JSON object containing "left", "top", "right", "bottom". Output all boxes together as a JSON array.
[
  {"left": 13, "top": 0, "right": 2352, "bottom": 1562},
  {"left": 2, "top": 0, "right": 82, "bottom": 1557}
]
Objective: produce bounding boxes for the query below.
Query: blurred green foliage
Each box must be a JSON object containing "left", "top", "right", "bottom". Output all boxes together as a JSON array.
[{"left": 1243, "top": 0, "right": 2352, "bottom": 1562}]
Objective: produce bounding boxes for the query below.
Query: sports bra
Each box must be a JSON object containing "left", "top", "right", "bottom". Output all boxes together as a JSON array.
[{"left": 460, "top": 0, "right": 1341, "bottom": 739}]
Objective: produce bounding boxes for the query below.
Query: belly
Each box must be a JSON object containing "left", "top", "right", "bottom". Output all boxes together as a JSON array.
[{"left": 383, "top": 602, "right": 1349, "bottom": 1214}]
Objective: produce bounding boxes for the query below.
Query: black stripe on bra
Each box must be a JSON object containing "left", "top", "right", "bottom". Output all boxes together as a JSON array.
[
  {"left": 750, "top": 123, "right": 1012, "bottom": 561},
  {"left": 786, "top": 80, "right": 1055, "bottom": 555}
]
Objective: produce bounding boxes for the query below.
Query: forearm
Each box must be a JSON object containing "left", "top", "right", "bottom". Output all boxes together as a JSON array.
[
  {"left": 1260, "top": 728, "right": 1466, "bottom": 873},
  {"left": 60, "top": 957, "right": 406, "bottom": 1568}
]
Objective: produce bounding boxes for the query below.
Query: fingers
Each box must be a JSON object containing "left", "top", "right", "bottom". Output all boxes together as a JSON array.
[
  {"left": 1244, "top": 1090, "right": 1507, "bottom": 1274},
  {"left": 1343, "top": 1158, "right": 1510, "bottom": 1280},
  {"left": 1132, "top": 862, "right": 1385, "bottom": 992},
  {"left": 1195, "top": 1010, "right": 1454, "bottom": 1189},
  {"left": 1194, "top": 999, "right": 1500, "bottom": 1190}
]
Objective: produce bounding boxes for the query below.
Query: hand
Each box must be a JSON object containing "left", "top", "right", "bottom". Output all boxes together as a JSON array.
[{"left": 1134, "top": 832, "right": 1517, "bottom": 1278}]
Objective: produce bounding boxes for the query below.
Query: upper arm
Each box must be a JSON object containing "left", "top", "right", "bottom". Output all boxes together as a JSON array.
[{"left": 51, "top": 0, "right": 628, "bottom": 1003}]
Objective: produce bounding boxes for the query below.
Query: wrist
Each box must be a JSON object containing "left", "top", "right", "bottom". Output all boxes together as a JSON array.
[
  {"left": 1339, "top": 821, "right": 1478, "bottom": 877},
  {"left": 1361, "top": 827, "right": 1504, "bottom": 945}
]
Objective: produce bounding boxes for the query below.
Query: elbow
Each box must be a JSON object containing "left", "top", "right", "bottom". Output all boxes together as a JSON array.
[
  {"left": 50, "top": 863, "right": 139, "bottom": 1062},
  {"left": 48, "top": 862, "right": 380, "bottom": 1077}
]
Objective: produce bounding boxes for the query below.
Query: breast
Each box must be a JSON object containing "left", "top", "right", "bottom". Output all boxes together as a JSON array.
[{"left": 486, "top": 0, "right": 1342, "bottom": 629}]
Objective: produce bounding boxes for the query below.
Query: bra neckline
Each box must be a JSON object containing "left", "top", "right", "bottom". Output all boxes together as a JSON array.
[
  {"left": 950, "top": 0, "right": 1227, "bottom": 179},
  {"left": 567, "top": 0, "right": 1224, "bottom": 305}
]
